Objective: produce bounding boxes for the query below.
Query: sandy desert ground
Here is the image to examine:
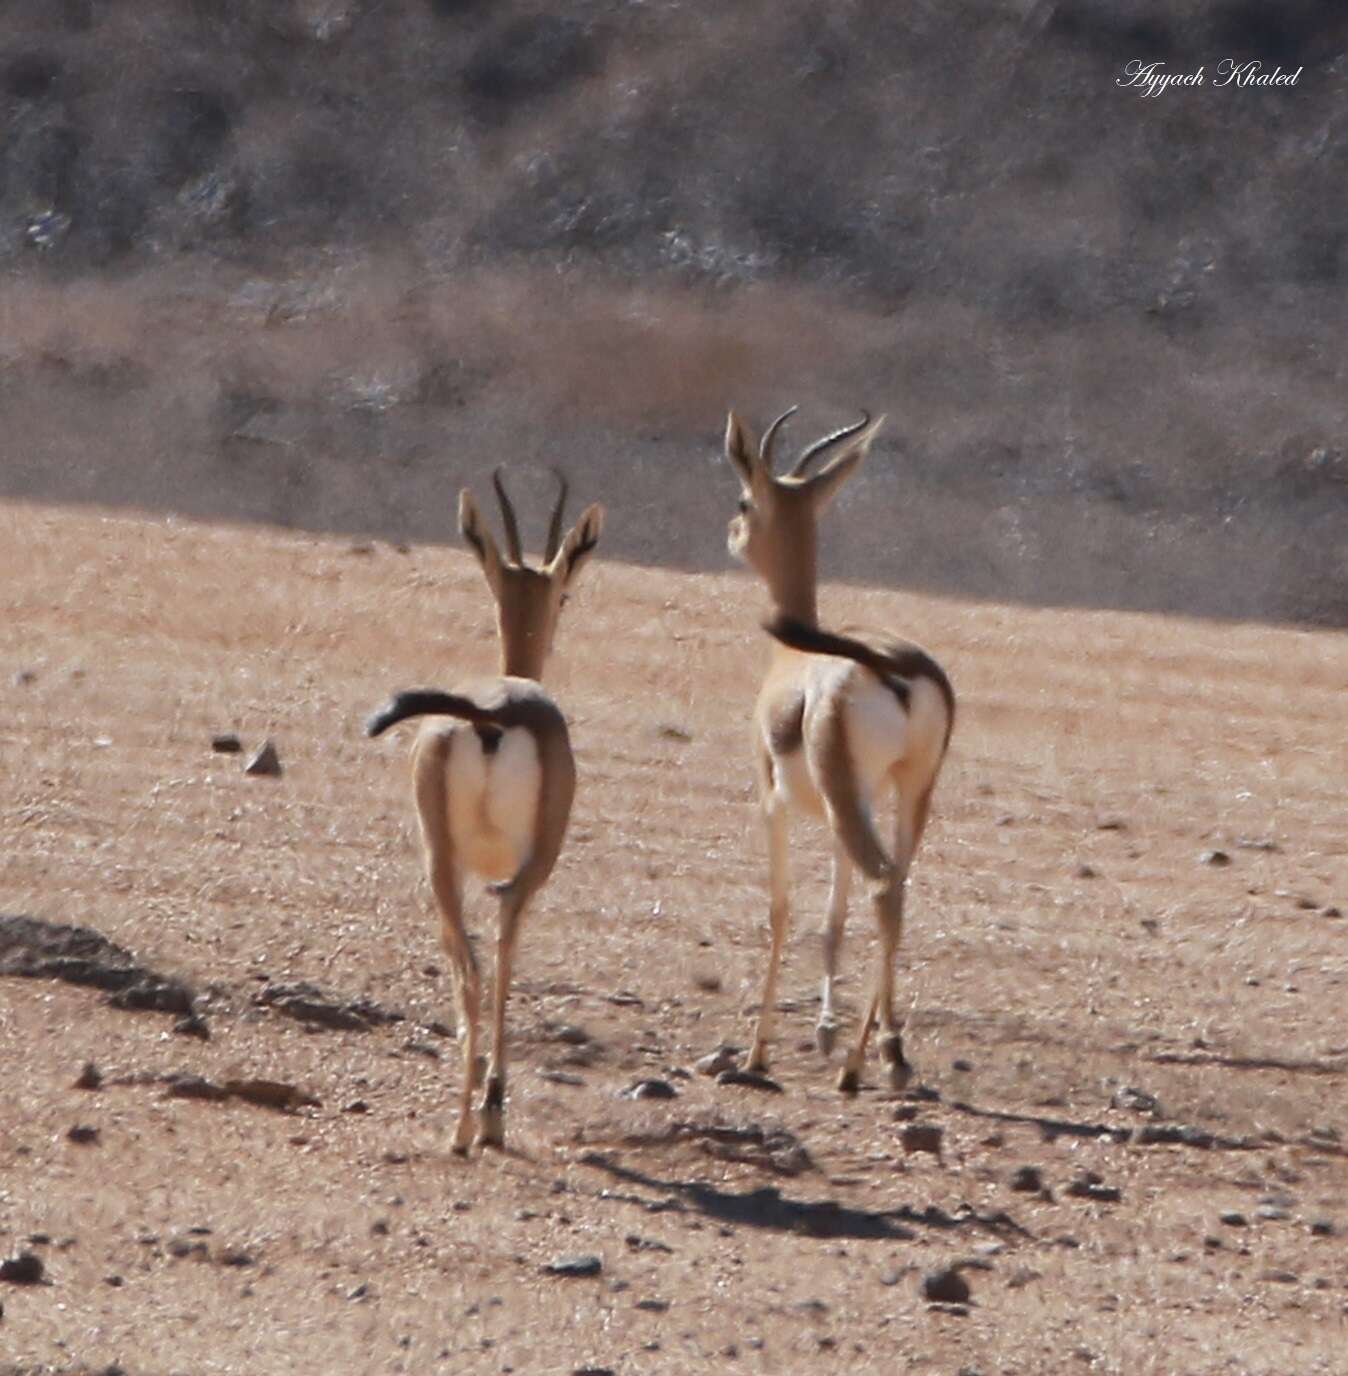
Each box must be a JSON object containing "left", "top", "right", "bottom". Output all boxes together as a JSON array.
[{"left": 1, "top": 497, "right": 1346, "bottom": 1375}]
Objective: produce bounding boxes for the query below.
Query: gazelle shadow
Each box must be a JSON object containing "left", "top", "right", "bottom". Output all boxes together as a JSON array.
[{"left": 580, "top": 1152, "right": 1027, "bottom": 1243}]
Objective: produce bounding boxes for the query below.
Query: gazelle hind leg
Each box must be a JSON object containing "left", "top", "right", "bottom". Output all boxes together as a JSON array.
[
  {"left": 876, "top": 776, "right": 932, "bottom": 1088},
  {"left": 748, "top": 797, "right": 790, "bottom": 1074},
  {"left": 414, "top": 731, "right": 480, "bottom": 1155},
  {"left": 476, "top": 887, "right": 527, "bottom": 1150},
  {"left": 816, "top": 839, "right": 852, "bottom": 1057}
]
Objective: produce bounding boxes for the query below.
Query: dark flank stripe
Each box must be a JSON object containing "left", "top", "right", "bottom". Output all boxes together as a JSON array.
[{"left": 763, "top": 615, "right": 955, "bottom": 747}]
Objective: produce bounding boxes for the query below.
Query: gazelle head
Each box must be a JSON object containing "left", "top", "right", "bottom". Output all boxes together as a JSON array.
[
  {"left": 459, "top": 469, "right": 604, "bottom": 681},
  {"left": 724, "top": 407, "right": 885, "bottom": 622}
]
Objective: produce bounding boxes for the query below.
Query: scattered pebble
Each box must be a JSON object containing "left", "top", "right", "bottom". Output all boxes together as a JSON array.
[
  {"left": 623, "top": 1078, "right": 678, "bottom": 1101},
  {"left": 1111, "top": 1086, "right": 1161, "bottom": 1115},
  {"left": 900, "top": 1123, "right": 943, "bottom": 1157},
  {"left": 634, "top": 1298, "right": 670, "bottom": 1312},
  {"left": 543, "top": 1254, "right": 602, "bottom": 1278},
  {"left": 1310, "top": 1219, "right": 1336, "bottom": 1237},
  {"left": 1, "top": 1252, "right": 46, "bottom": 1285},
  {"left": 211, "top": 734, "right": 243, "bottom": 753},
  {"left": 921, "top": 1267, "right": 971, "bottom": 1305},
  {"left": 716, "top": 1068, "right": 783, "bottom": 1093},
  {"left": 1219, "top": 1211, "right": 1248, "bottom": 1228},
  {"left": 66, "top": 1124, "right": 99, "bottom": 1145},
  {"left": 244, "top": 740, "right": 282, "bottom": 777},
  {"left": 1259, "top": 1269, "right": 1299, "bottom": 1285},
  {"left": 1067, "top": 1173, "right": 1121, "bottom": 1203},
  {"left": 1009, "top": 1165, "right": 1044, "bottom": 1193},
  {"left": 74, "top": 1062, "right": 102, "bottom": 1091},
  {"left": 695, "top": 1045, "right": 741, "bottom": 1077},
  {"left": 173, "top": 1013, "right": 210, "bottom": 1040},
  {"left": 1199, "top": 849, "right": 1231, "bottom": 867}
]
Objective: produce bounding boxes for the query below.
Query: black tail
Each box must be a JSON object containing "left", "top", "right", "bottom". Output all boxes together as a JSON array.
[
  {"left": 764, "top": 614, "right": 955, "bottom": 743},
  {"left": 365, "top": 690, "right": 502, "bottom": 738}
]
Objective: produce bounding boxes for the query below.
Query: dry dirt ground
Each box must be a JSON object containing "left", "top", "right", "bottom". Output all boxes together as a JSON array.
[{"left": 2, "top": 499, "right": 1346, "bottom": 1375}]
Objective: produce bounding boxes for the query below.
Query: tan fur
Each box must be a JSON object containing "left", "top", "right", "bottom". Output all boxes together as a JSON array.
[
  {"left": 370, "top": 471, "right": 602, "bottom": 1153},
  {"left": 723, "top": 408, "right": 955, "bottom": 1093}
]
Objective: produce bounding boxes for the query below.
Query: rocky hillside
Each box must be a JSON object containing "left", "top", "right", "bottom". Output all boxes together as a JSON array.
[{"left": 2, "top": 0, "right": 1345, "bottom": 624}]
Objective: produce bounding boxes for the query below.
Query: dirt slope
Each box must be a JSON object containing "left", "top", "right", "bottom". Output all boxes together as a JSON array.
[
  {"left": 2, "top": 1, "right": 1346, "bottom": 623},
  {"left": 2, "top": 499, "right": 1345, "bottom": 1374}
]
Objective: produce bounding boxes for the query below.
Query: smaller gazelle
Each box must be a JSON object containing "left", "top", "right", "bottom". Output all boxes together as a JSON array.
[
  {"left": 723, "top": 407, "right": 955, "bottom": 1093},
  {"left": 366, "top": 470, "right": 603, "bottom": 1153}
]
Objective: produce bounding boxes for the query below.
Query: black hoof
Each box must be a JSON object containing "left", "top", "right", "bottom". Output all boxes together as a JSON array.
[{"left": 837, "top": 1066, "right": 861, "bottom": 1095}]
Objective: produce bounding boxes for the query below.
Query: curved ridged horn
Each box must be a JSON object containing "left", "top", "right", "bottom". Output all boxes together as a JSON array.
[
  {"left": 491, "top": 467, "right": 524, "bottom": 564},
  {"left": 788, "top": 411, "right": 872, "bottom": 479},
  {"left": 543, "top": 467, "right": 569, "bottom": 564},
  {"left": 758, "top": 405, "right": 798, "bottom": 474}
]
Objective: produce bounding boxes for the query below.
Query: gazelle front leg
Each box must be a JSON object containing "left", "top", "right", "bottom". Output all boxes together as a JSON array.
[
  {"left": 816, "top": 839, "right": 851, "bottom": 1057},
  {"left": 747, "top": 797, "right": 790, "bottom": 1074},
  {"left": 476, "top": 888, "right": 527, "bottom": 1150}
]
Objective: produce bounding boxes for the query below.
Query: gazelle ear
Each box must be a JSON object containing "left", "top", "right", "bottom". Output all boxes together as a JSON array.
[
  {"left": 804, "top": 414, "right": 885, "bottom": 513},
  {"left": 724, "top": 411, "right": 760, "bottom": 495},
  {"left": 550, "top": 502, "right": 604, "bottom": 587},
  {"left": 458, "top": 489, "right": 503, "bottom": 591}
]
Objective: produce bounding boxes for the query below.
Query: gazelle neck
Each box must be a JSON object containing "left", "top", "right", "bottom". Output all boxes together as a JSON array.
[
  {"left": 499, "top": 637, "right": 546, "bottom": 682},
  {"left": 762, "top": 530, "right": 819, "bottom": 628}
]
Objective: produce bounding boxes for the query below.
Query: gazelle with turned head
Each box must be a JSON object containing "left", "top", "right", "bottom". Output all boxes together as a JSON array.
[
  {"left": 366, "top": 471, "right": 603, "bottom": 1153},
  {"left": 723, "top": 408, "right": 955, "bottom": 1093}
]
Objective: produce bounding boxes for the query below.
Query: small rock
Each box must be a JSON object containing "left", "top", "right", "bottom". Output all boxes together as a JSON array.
[
  {"left": 1219, "top": 1211, "right": 1248, "bottom": 1228},
  {"left": 543, "top": 1254, "right": 602, "bottom": 1278},
  {"left": 921, "top": 1267, "right": 971, "bottom": 1304},
  {"left": 537, "top": 1069, "right": 585, "bottom": 1086},
  {"left": 1323, "top": 906, "right": 1342, "bottom": 918},
  {"left": 1310, "top": 1219, "right": 1336, "bottom": 1237},
  {"left": 1255, "top": 1204, "right": 1292, "bottom": 1221},
  {"left": 623, "top": 1079, "right": 678, "bottom": 1101},
  {"left": 1259, "top": 1269, "right": 1299, "bottom": 1284},
  {"left": 951, "top": 1058, "right": 973, "bottom": 1072},
  {"left": 634, "top": 1298, "right": 670, "bottom": 1312},
  {"left": 551, "top": 1024, "right": 590, "bottom": 1046},
  {"left": 173, "top": 1013, "right": 210, "bottom": 1040},
  {"left": 244, "top": 740, "right": 282, "bottom": 777},
  {"left": 900, "top": 1123, "right": 944, "bottom": 1157},
  {"left": 343, "top": 1100, "right": 370, "bottom": 1114},
  {"left": 1009, "top": 1165, "right": 1043, "bottom": 1193},
  {"left": 1006, "top": 1266, "right": 1042, "bottom": 1288},
  {"left": 1111, "top": 1086, "right": 1161, "bottom": 1116},
  {"left": 66, "top": 1124, "right": 99, "bottom": 1145},
  {"left": 211, "top": 734, "right": 243, "bottom": 754},
  {"left": 1067, "top": 1173, "right": 1121, "bottom": 1203},
  {"left": 716, "top": 1068, "right": 783, "bottom": 1093},
  {"left": 1199, "top": 849, "right": 1231, "bottom": 867},
  {"left": 1, "top": 1252, "right": 46, "bottom": 1284},
  {"left": 1074, "top": 863, "right": 1098, "bottom": 879},
  {"left": 219, "top": 1250, "right": 255, "bottom": 1267},
  {"left": 13, "top": 668, "right": 38, "bottom": 686},
  {"left": 168, "top": 1236, "right": 209, "bottom": 1261},
  {"left": 74, "top": 1062, "right": 102, "bottom": 1091},
  {"left": 696, "top": 1045, "right": 741, "bottom": 1076}
]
